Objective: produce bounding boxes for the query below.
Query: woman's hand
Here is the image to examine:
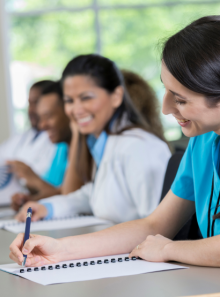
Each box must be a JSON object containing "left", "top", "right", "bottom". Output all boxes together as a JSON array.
[
  {"left": 11, "top": 193, "right": 30, "bottom": 211},
  {"left": 69, "top": 117, "right": 79, "bottom": 135},
  {"left": 15, "top": 201, "right": 48, "bottom": 222},
  {"left": 7, "top": 160, "right": 41, "bottom": 189},
  {"left": 9, "top": 233, "right": 65, "bottom": 267},
  {"left": 129, "top": 234, "right": 172, "bottom": 262}
]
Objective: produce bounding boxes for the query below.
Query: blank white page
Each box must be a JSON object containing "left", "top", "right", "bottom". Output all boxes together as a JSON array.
[
  {"left": 0, "top": 254, "right": 187, "bottom": 286},
  {"left": 1, "top": 216, "right": 110, "bottom": 233}
]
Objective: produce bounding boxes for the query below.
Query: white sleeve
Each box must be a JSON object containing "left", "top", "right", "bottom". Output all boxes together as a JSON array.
[
  {"left": 0, "top": 135, "right": 22, "bottom": 160},
  {"left": 41, "top": 182, "right": 94, "bottom": 218},
  {"left": 124, "top": 140, "right": 170, "bottom": 218}
]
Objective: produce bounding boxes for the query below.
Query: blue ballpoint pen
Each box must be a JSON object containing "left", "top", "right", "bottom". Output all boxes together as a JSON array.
[{"left": 22, "top": 207, "right": 32, "bottom": 266}]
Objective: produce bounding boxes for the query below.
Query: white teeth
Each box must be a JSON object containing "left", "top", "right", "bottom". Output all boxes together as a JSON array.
[
  {"left": 175, "top": 118, "right": 189, "bottom": 123},
  {"left": 78, "top": 116, "right": 93, "bottom": 124}
]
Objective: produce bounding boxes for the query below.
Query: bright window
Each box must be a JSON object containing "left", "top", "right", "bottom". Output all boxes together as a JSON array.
[{"left": 6, "top": 0, "right": 220, "bottom": 140}]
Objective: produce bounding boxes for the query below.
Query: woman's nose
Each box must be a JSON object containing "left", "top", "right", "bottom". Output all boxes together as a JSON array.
[
  {"left": 162, "top": 90, "right": 176, "bottom": 115},
  {"left": 72, "top": 100, "right": 84, "bottom": 116}
]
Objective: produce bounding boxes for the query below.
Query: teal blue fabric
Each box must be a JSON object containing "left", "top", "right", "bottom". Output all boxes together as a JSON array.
[
  {"left": 87, "top": 132, "right": 108, "bottom": 168},
  {"left": 42, "top": 142, "right": 68, "bottom": 187},
  {"left": 171, "top": 132, "right": 220, "bottom": 238}
]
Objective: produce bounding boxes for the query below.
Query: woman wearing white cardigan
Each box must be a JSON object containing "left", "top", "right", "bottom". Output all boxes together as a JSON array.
[{"left": 16, "top": 54, "right": 170, "bottom": 223}]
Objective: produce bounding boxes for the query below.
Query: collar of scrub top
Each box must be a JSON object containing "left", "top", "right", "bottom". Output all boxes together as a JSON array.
[
  {"left": 87, "top": 132, "right": 108, "bottom": 168},
  {"left": 86, "top": 111, "right": 132, "bottom": 168},
  {"left": 31, "top": 129, "right": 42, "bottom": 142},
  {"left": 86, "top": 111, "right": 120, "bottom": 168}
]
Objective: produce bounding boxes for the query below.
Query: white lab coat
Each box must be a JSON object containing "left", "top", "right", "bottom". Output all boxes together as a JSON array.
[
  {"left": 42, "top": 128, "right": 171, "bottom": 223},
  {"left": 0, "top": 129, "right": 56, "bottom": 176},
  {"left": 0, "top": 129, "right": 57, "bottom": 205}
]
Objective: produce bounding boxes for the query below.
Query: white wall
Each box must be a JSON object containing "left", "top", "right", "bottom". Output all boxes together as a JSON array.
[{"left": 0, "top": 1, "right": 14, "bottom": 143}]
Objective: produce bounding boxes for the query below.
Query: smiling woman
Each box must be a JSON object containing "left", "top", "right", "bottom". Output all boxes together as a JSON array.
[
  {"left": 15, "top": 54, "right": 170, "bottom": 224},
  {"left": 162, "top": 15, "right": 220, "bottom": 137}
]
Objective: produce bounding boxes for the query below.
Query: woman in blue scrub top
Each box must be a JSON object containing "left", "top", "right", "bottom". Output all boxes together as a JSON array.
[{"left": 9, "top": 15, "right": 220, "bottom": 268}]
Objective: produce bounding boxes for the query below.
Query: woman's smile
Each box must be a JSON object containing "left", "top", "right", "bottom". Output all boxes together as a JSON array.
[
  {"left": 76, "top": 115, "right": 93, "bottom": 127},
  {"left": 174, "top": 117, "right": 191, "bottom": 127}
]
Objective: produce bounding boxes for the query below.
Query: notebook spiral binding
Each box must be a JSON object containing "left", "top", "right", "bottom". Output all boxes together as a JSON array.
[{"left": 19, "top": 256, "right": 139, "bottom": 273}]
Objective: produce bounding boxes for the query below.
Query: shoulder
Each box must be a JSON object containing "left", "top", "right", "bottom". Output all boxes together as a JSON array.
[
  {"left": 56, "top": 142, "right": 68, "bottom": 150},
  {"left": 1, "top": 129, "right": 31, "bottom": 146},
  {"left": 53, "top": 142, "right": 69, "bottom": 159},
  {"left": 106, "top": 128, "right": 170, "bottom": 158},
  {"left": 190, "top": 131, "right": 217, "bottom": 151}
]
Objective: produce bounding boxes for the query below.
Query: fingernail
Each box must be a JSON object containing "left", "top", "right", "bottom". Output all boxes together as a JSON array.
[{"left": 22, "top": 249, "right": 28, "bottom": 254}]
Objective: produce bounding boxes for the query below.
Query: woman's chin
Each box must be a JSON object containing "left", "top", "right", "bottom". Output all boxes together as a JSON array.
[
  {"left": 181, "top": 127, "right": 203, "bottom": 138},
  {"left": 78, "top": 126, "right": 93, "bottom": 135}
]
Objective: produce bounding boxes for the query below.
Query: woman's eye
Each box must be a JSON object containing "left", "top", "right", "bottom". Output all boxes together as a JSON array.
[
  {"left": 175, "top": 99, "right": 186, "bottom": 105},
  {"left": 64, "top": 99, "right": 73, "bottom": 104},
  {"left": 81, "top": 96, "right": 92, "bottom": 101}
]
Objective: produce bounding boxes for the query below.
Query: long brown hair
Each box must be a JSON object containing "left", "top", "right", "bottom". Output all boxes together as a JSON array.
[
  {"left": 121, "top": 69, "right": 165, "bottom": 142},
  {"left": 62, "top": 54, "right": 166, "bottom": 182}
]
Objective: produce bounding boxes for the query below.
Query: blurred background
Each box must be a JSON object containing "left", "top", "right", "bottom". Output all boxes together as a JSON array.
[{"left": 1, "top": 0, "right": 220, "bottom": 149}]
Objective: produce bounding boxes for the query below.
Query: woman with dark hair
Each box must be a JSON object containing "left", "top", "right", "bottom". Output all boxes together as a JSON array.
[
  {"left": 12, "top": 16, "right": 220, "bottom": 268},
  {"left": 15, "top": 54, "right": 170, "bottom": 224}
]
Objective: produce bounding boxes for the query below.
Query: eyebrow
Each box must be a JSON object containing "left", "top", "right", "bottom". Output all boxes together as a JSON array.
[
  {"left": 169, "top": 90, "right": 187, "bottom": 100},
  {"left": 63, "top": 92, "right": 95, "bottom": 99},
  {"left": 160, "top": 76, "right": 187, "bottom": 100}
]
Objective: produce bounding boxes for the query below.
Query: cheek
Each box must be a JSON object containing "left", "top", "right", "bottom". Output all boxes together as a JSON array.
[
  {"left": 90, "top": 99, "right": 113, "bottom": 119},
  {"left": 64, "top": 105, "right": 72, "bottom": 118},
  {"left": 178, "top": 104, "right": 199, "bottom": 120}
]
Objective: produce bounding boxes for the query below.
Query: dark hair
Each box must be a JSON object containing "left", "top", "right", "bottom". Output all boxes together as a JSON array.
[
  {"left": 62, "top": 54, "right": 167, "bottom": 182},
  {"left": 41, "top": 81, "right": 63, "bottom": 104},
  {"left": 162, "top": 15, "right": 220, "bottom": 107},
  {"left": 31, "top": 80, "right": 54, "bottom": 93},
  {"left": 121, "top": 69, "right": 165, "bottom": 142}
]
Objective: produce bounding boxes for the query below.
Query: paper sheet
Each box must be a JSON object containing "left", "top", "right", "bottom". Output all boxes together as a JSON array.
[
  {"left": 0, "top": 208, "right": 16, "bottom": 218},
  {"left": 0, "top": 219, "right": 17, "bottom": 228},
  {"left": 0, "top": 216, "right": 111, "bottom": 233},
  {"left": 0, "top": 253, "right": 187, "bottom": 285}
]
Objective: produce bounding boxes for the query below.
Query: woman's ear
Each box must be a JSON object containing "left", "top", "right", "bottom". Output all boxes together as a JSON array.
[{"left": 111, "top": 86, "right": 124, "bottom": 108}]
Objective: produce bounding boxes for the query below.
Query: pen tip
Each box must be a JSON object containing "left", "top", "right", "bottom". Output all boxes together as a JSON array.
[{"left": 22, "top": 258, "right": 26, "bottom": 267}]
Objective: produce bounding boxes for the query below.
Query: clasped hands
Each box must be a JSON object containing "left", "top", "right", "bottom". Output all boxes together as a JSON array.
[
  {"left": 7, "top": 160, "right": 41, "bottom": 211},
  {"left": 7, "top": 160, "right": 39, "bottom": 189}
]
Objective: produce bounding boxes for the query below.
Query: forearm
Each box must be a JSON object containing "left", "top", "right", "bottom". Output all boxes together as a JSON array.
[
  {"left": 62, "top": 135, "right": 83, "bottom": 195},
  {"left": 61, "top": 167, "right": 83, "bottom": 195},
  {"left": 28, "top": 175, "right": 50, "bottom": 191},
  {"left": 165, "top": 236, "right": 220, "bottom": 267},
  {"left": 58, "top": 217, "right": 158, "bottom": 261},
  {"left": 31, "top": 187, "right": 61, "bottom": 201}
]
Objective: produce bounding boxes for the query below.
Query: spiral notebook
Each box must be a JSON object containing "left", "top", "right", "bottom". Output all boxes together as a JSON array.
[
  {"left": 0, "top": 216, "right": 111, "bottom": 233},
  {"left": 0, "top": 207, "right": 16, "bottom": 218},
  {"left": 0, "top": 253, "right": 187, "bottom": 285}
]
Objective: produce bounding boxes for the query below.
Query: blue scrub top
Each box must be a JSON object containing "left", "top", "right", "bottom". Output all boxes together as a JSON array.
[
  {"left": 42, "top": 142, "right": 68, "bottom": 187},
  {"left": 171, "top": 131, "right": 220, "bottom": 238}
]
